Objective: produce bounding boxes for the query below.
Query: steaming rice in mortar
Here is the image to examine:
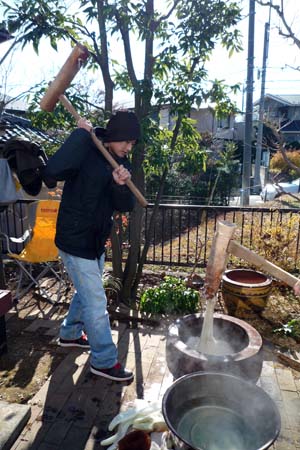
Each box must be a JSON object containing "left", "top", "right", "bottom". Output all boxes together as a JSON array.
[{"left": 187, "top": 297, "right": 233, "bottom": 356}]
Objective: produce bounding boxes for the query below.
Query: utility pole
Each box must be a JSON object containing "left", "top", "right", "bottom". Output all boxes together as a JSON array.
[
  {"left": 253, "top": 6, "right": 271, "bottom": 193},
  {"left": 241, "top": 0, "right": 255, "bottom": 206}
]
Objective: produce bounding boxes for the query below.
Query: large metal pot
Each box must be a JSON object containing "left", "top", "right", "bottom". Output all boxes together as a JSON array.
[{"left": 162, "top": 372, "right": 281, "bottom": 450}]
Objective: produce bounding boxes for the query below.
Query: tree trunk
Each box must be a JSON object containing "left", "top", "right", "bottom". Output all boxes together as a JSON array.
[
  {"left": 130, "top": 167, "right": 168, "bottom": 299},
  {"left": 207, "top": 170, "right": 221, "bottom": 205},
  {"left": 110, "top": 218, "right": 123, "bottom": 279},
  {"left": 121, "top": 137, "right": 145, "bottom": 303},
  {"left": 121, "top": 204, "right": 144, "bottom": 303},
  {"left": 129, "top": 117, "right": 183, "bottom": 300},
  {"left": 96, "top": 0, "right": 114, "bottom": 112}
]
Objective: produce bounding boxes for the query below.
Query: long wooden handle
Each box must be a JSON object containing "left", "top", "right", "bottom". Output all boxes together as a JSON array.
[
  {"left": 59, "top": 94, "right": 81, "bottom": 121},
  {"left": 90, "top": 132, "right": 148, "bottom": 207},
  {"left": 228, "top": 240, "right": 299, "bottom": 288},
  {"left": 58, "top": 95, "right": 148, "bottom": 207}
]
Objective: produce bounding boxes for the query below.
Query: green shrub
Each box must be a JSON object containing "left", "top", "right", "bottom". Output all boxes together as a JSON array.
[
  {"left": 274, "top": 318, "right": 300, "bottom": 341},
  {"left": 140, "top": 276, "right": 199, "bottom": 315}
]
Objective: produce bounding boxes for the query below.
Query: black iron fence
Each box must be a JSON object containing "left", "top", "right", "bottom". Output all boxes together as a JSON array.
[
  {"left": 141, "top": 204, "right": 300, "bottom": 270},
  {"left": 0, "top": 201, "right": 32, "bottom": 253},
  {"left": 1, "top": 201, "right": 300, "bottom": 271}
]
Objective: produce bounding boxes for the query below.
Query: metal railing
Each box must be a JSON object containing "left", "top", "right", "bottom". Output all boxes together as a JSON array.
[
  {"left": 2, "top": 201, "right": 300, "bottom": 270},
  {"left": 0, "top": 201, "right": 32, "bottom": 253},
  {"left": 140, "top": 204, "right": 300, "bottom": 269}
]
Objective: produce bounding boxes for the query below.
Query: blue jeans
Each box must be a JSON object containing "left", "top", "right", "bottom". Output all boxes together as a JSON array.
[{"left": 59, "top": 250, "right": 118, "bottom": 369}]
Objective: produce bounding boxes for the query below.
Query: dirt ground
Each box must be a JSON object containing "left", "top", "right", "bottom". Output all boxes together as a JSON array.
[
  {"left": 0, "top": 312, "right": 65, "bottom": 404},
  {"left": 0, "top": 266, "right": 300, "bottom": 405}
]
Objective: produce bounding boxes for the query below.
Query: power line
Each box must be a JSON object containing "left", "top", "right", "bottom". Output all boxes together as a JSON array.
[{"left": 264, "top": 79, "right": 300, "bottom": 83}]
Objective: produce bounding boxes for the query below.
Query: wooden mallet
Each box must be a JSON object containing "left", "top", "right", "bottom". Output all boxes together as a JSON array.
[
  {"left": 204, "top": 221, "right": 237, "bottom": 299},
  {"left": 204, "top": 220, "right": 300, "bottom": 299},
  {"left": 40, "top": 43, "right": 148, "bottom": 207}
]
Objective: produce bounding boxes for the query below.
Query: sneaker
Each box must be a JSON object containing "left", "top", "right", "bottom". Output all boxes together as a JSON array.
[
  {"left": 90, "top": 362, "right": 134, "bottom": 382},
  {"left": 58, "top": 333, "right": 90, "bottom": 349}
]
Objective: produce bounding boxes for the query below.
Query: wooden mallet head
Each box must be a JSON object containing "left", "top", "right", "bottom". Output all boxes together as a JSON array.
[
  {"left": 204, "top": 221, "right": 237, "bottom": 300},
  {"left": 40, "top": 43, "right": 89, "bottom": 112}
]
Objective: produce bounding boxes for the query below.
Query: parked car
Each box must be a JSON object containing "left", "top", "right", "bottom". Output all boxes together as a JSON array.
[{"left": 260, "top": 179, "right": 300, "bottom": 201}]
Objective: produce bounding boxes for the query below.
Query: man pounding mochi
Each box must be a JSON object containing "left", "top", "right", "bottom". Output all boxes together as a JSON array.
[{"left": 44, "top": 110, "right": 141, "bottom": 382}]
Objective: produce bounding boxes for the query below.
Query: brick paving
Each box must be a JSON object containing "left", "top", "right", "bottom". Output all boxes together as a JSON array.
[{"left": 2, "top": 286, "right": 300, "bottom": 449}]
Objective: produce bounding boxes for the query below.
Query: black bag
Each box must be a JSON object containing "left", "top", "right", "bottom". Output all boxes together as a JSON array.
[{"left": 3, "top": 138, "right": 56, "bottom": 196}]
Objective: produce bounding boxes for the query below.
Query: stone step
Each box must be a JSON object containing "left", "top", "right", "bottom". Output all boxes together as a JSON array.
[{"left": 0, "top": 401, "right": 31, "bottom": 450}]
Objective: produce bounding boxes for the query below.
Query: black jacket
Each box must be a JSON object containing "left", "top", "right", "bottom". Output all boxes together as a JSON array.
[{"left": 44, "top": 128, "right": 135, "bottom": 259}]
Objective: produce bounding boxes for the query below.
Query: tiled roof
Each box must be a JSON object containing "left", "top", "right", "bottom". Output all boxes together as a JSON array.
[
  {"left": 254, "top": 94, "right": 300, "bottom": 106},
  {"left": 0, "top": 112, "right": 57, "bottom": 147},
  {"left": 0, "top": 94, "right": 28, "bottom": 111},
  {"left": 274, "top": 94, "right": 300, "bottom": 105}
]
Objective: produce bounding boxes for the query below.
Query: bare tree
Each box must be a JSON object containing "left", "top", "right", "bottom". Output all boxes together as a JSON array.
[
  {"left": 256, "top": 0, "right": 300, "bottom": 49},
  {"left": 256, "top": 0, "right": 300, "bottom": 181},
  {"left": 263, "top": 119, "right": 300, "bottom": 200}
]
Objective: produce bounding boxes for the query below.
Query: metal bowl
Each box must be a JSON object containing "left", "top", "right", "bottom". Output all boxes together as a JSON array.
[{"left": 162, "top": 372, "right": 281, "bottom": 450}]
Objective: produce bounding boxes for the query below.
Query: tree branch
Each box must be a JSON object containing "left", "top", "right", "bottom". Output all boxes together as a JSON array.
[
  {"left": 279, "top": 146, "right": 300, "bottom": 174},
  {"left": 0, "top": 34, "right": 22, "bottom": 65},
  {"left": 284, "top": 63, "right": 300, "bottom": 72},
  {"left": 96, "top": 0, "right": 114, "bottom": 110},
  {"left": 256, "top": 0, "right": 300, "bottom": 49},
  {"left": 144, "top": 0, "right": 155, "bottom": 83},
  {"left": 115, "top": 8, "right": 138, "bottom": 89},
  {"left": 156, "top": 0, "right": 181, "bottom": 25},
  {"left": 268, "top": 122, "right": 300, "bottom": 175}
]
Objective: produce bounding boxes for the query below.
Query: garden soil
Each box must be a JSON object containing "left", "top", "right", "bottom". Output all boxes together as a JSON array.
[{"left": 0, "top": 312, "right": 65, "bottom": 404}]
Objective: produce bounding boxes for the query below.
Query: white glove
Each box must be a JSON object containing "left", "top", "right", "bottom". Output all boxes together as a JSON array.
[{"left": 100, "top": 400, "right": 165, "bottom": 449}]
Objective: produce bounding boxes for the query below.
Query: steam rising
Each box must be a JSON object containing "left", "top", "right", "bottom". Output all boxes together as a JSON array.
[{"left": 186, "top": 297, "right": 233, "bottom": 356}]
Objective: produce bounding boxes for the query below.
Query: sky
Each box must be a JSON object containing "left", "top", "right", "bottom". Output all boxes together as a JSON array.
[
  {"left": 0, "top": 0, "right": 300, "bottom": 111},
  {"left": 206, "top": 0, "right": 300, "bottom": 111}
]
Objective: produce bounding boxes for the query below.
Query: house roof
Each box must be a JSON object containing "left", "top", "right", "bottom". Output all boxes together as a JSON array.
[
  {"left": 0, "top": 94, "right": 28, "bottom": 112},
  {"left": 279, "top": 119, "right": 300, "bottom": 133},
  {"left": 0, "top": 112, "right": 57, "bottom": 147},
  {"left": 254, "top": 94, "right": 300, "bottom": 107}
]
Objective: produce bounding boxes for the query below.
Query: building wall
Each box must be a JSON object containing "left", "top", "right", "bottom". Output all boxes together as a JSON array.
[
  {"left": 264, "top": 99, "right": 300, "bottom": 122},
  {"left": 190, "top": 108, "right": 216, "bottom": 133},
  {"left": 159, "top": 107, "right": 170, "bottom": 128}
]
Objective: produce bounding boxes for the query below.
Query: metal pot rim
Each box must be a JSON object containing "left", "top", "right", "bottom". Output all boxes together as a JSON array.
[{"left": 162, "top": 371, "right": 281, "bottom": 450}]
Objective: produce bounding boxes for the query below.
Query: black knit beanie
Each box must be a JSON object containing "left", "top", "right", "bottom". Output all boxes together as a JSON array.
[{"left": 95, "top": 111, "right": 141, "bottom": 143}]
